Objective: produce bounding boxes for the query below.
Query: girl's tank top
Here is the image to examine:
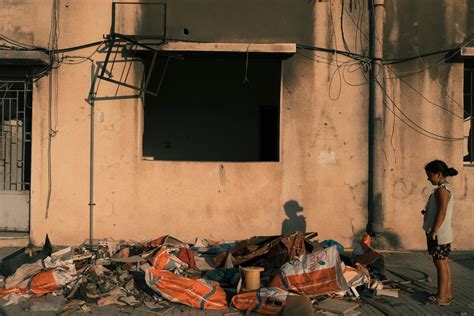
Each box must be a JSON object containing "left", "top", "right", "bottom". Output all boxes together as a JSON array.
[{"left": 422, "top": 183, "right": 454, "bottom": 244}]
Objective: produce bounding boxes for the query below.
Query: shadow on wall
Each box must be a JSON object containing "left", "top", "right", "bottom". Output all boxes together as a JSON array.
[
  {"left": 353, "top": 228, "right": 402, "bottom": 249},
  {"left": 281, "top": 200, "right": 307, "bottom": 235}
]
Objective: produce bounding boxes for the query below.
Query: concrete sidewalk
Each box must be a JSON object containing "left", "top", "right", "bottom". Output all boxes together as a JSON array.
[
  {"left": 358, "top": 251, "right": 474, "bottom": 316},
  {"left": 0, "top": 247, "right": 473, "bottom": 315}
]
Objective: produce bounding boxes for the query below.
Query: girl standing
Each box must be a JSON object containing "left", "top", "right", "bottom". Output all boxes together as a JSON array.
[{"left": 423, "top": 160, "right": 457, "bottom": 305}]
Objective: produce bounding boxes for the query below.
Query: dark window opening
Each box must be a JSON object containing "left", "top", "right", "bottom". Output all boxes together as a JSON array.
[
  {"left": 464, "top": 62, "right": 474, "bottom": 164},
  {"left": 140, "top": 52, "right": 281, "bottom": 162}
]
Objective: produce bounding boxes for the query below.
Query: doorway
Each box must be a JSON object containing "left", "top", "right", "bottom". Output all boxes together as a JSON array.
[{"left": 0, "top": 80, "right": 31, "bottom": 232}]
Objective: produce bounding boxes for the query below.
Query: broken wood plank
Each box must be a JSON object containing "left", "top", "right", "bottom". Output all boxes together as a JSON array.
[{"left": 376, "top": 288, "right": 399, "bottom": 298}]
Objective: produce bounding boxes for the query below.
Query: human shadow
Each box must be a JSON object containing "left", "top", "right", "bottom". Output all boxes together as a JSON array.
[{"left": 281, "top": 200, "right": 307, "bottom": 235}]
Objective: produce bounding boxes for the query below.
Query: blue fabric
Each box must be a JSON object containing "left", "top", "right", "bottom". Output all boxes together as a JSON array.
[
  {"left": 320, "top": 239, "right": 344, "bottom": 254},
  {"left": 255, "top": 288, "right": 262, "bottom": 311}
]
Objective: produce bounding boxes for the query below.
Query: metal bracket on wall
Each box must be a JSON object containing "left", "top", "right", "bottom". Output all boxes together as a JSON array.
[
  {"left": 92, "top": 2, "right": 171, "bottom": 102},
  {"left": 96, "top": 34, "right": 180, "bottom": 98}
]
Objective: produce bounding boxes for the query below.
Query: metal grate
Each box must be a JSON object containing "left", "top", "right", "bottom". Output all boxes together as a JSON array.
[{"left": 0, "top": 81, "right": 32, "bottom": 191}]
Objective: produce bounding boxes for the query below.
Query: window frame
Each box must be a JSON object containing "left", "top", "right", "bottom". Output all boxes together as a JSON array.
[
  {"left": 139, "top": 51, "right": 284, "bottom": 163},
  {"left": 464, "top": 62, "right": 474, "bottom": 165}
]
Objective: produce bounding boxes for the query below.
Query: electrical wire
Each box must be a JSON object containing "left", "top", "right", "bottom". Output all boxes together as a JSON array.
[
  {"left": 0, "top": 34, "right": 40, "bottom": 49},
  {"left": 45, "top": 0, "right": 59, "bottom": 219},
  {"left": 374, "top": 73, "right": 464, "bottom": 141},
  {"left": 385, "top": 67, "right": 465, "bottom": 119},
  {"left": 382, "top": 46, "right": 464, "bottom": 80},
  {"left": 341, "top": 0, "right": 467, "bottom": 76},
  {"left": 1, "top": 1, "right": 471, "bottom": 147},
  {"left": 296, "top": 43, "right": 375, "bottom": 62},
  {"left": 339, "top": 0, "right": 468, "bottom": 127},
  {"left": 355, "top": 0, "right": 366, "bottom": 55},
  {"left": 0, "top": 39, "right": 106, "bottom": 54},
  {"left": 327, "top": 0, "right": 466, "bottom": 142},
  {"left": 405, "top": 45, "right": 469, "bottom": 115},
  {"left": 340, "top": 0, "right": 352, "bottom": 54},
  {"left": 328, "top": 0, "right": 343, "bottom": 101},
  {"left": 359, "top": 57, "right": 465, "bottom": 142},
  {"left": 2, "top": 31, "right": 470, "bottom": 70},
  {"left": 381, "top": 42, "right": 470, "bottom": 120},
  {"left": 296, "top": 50, "right": 374, "bottom": 90},
  {"left": 388, "top": 70, "right": 397, "bottom": 163},
  {"left": 383, "top": 48, "right": 458, "bottom": 65},
  {"left": 59, "top": 41, "right": 106, "bottom": 65},
  {"left": 243, "top": 44, "right": 250, "bottom": 83}
]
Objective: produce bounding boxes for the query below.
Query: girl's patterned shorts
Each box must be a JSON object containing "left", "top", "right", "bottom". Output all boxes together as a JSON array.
[{"left": 427, "top": 235, "right": 451, "bottom": 260}]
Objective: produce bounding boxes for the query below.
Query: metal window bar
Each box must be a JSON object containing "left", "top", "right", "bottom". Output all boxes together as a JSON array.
[
  {"left": 464, "top": 67, "right": 474, "bottom": 164},
  {"left": 471, "top": 87, "right": 474, "bottom": 165},
  {"left": 0, "top": 81, "right": 32, "bottom": 191}
]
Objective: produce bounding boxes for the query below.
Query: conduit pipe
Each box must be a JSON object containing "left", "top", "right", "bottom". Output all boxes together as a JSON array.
[
  {"left": 367, "top": 0, "right": 385, "bottom": 235},
  {"left": 87, "top": 63, "right": 98, "bottom": 245}
]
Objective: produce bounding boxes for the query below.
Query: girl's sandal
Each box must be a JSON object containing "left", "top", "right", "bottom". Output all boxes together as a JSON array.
[
  {"left": 437, "top": 299, "right": 451, "bottom": 306},
  {"left": 425, "top": 294, "right": 437, "bottom": 304},
  {"left": 425, "top": 294, "right": 451, "bottom": 306}
]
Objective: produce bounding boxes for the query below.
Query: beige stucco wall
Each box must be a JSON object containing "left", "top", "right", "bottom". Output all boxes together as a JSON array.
[
  {"left": 1, "top": 0, "right": 473, "bottom": 249},
  {"left": 382, "top": 0, "right": 474, "bottom": 249}
]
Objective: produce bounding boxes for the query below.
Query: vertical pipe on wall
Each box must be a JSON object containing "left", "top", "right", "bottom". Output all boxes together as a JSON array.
[
  {"left": 88, "top": 63, "right": 97, "bottom": 245},
  {"left": 367, "top": 0, "right": 385, "bottom": 235}
]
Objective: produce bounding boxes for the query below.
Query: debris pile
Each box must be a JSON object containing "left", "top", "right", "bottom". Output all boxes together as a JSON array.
[{"left": 0, "top": 232, "right": 395, "bottom": 314}]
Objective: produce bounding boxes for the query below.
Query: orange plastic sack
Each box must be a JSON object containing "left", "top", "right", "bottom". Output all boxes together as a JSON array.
[
  {"left": 0, "top": 287, "right": 25, "bottom": 296},
  {"left": 150, "top": 248, "right": 171, "bottom": 270},
  {"left": 270, "top": 246, "right": 348, "bottom": 296},
  {"left": 149, "top": 248, "right": 188, "bottom": 271},
  {"left": 0, "top": 270, "right": 60, "bottom": 296},
  {"left": 145, "top": 269, "right": 227, "bottom": 310},
  {"left": 361, "top": 233, "right": 371, "bottom": 248},
  {"left": 231, "top": 287, "right": 290, "bottom": 315},
  {"left": 30, "top": 270, "right": 60, "bottom": 294}
]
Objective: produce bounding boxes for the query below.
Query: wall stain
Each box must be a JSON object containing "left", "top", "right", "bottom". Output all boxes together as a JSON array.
[
  {"left": 393, "top": 178, "right": 417, "bottom": 199},
  {"left": 99, "top": 198, "right": 115, "bottom": 222},
  {"left": 344, "top": 181, "right": 368, "bottom": 207},
  {"left": 219, "top": 165, "right": 226, "bottom": 186},
  {"left": 455, "top": 174, "right": 469, "bottom": 200},
  {"left": 206, "top": 205, "right": 214, "bottom": 218}
]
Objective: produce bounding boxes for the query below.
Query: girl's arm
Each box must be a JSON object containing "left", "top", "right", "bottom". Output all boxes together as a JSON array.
[{"left": 428, "top": 186, "right": 450, "bottom": 240}]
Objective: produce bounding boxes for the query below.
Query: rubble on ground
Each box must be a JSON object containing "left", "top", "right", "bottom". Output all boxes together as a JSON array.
[{"left": 0, "top": 231, "right": 400, "bottom": 314}]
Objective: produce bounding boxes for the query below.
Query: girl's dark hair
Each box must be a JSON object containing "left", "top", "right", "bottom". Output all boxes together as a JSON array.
[{"left": 425, "top": 160, "right": 458, "bottom": 177}]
